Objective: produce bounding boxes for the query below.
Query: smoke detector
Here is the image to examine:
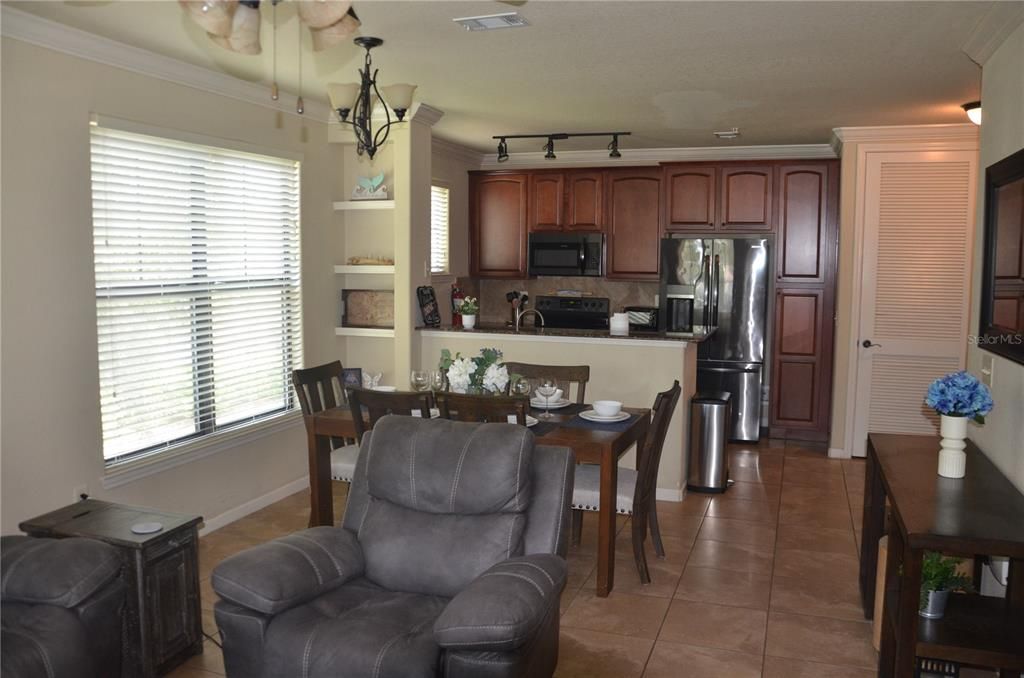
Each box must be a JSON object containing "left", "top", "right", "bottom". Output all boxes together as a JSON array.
[
  {"left": 453, "top": 12, "right": 530, "bottom": 31},
  {"left": 714, "top": 128, "right": 741, "bottom": 139}
]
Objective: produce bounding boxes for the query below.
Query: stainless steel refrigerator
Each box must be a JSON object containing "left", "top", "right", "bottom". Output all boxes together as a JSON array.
[{"left": 660, "top": 237, "right": 770, "bottom": 442}]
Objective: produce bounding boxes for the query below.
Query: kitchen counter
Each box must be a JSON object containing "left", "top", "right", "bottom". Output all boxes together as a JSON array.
[{"left": 417, "top": 324, "right": 715, "bottom": 347}]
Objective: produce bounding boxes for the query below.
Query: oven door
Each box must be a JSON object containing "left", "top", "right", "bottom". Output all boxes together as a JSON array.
[{"left": 528, "top": 236, "right": 585, "bottom": 276}]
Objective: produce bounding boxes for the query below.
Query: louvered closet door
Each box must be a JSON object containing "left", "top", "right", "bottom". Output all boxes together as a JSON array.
[{"left": 851, "top": 150, "right": 977, "bottom": 456}]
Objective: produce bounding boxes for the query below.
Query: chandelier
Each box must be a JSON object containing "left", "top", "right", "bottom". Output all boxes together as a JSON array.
[{"left": 327, "top": 38, "right": 416, "bottom": 159}]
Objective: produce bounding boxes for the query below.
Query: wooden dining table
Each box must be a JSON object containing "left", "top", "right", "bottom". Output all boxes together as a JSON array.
[{"left": 304, "top": 403, "right": 650, "bottom": 597}]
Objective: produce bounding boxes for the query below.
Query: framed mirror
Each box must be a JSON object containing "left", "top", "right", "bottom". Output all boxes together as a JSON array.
[{"left": 979, "top": 146, "right": 1024, "bottom": 364}]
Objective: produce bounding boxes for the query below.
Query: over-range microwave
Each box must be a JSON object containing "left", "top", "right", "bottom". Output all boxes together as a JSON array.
[{"left": 527, "top": 233, "right": 604, "bottom": 277}]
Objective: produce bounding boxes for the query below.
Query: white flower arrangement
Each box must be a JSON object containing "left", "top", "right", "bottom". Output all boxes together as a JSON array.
[{"left": 439, "top": 347, "right": 508, "bottom": 394}]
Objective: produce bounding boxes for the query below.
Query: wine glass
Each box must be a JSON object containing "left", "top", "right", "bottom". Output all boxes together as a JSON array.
[
  {"left": 510, "top": 376, "right": 532, "bottom": 398},
  {"left": 410, "top": 370, "right": 430, "bottom": 393},
  {"left": 535, "top": 377, "right": 558, "bottom": 420},
  {"left": 429, "top": 370, "right": 446, "bottom": 392}
]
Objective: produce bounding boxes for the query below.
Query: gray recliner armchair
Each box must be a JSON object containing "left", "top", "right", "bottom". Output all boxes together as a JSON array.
[
  {"left": 1, "top": 535, "right": 125, "bottom": 678},
  {"left": 212, "top": 416, "right": 575, "bottom": 678}
]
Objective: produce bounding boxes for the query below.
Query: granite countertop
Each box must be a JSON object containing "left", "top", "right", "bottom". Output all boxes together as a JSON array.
[{"left": 417, "top": 324, "right": 715, "bottom": 343}]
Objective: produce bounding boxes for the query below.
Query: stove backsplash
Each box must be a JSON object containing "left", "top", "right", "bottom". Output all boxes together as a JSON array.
[{"left": 477, "top": 277, "right": 659, "bottom": 325}]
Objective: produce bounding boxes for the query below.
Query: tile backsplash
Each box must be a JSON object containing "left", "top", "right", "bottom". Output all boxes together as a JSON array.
[{"left": 477, "top": 277, "right": 659, "bottom": 325}]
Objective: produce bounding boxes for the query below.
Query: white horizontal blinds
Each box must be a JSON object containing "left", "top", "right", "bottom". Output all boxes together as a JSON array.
[
  {"left": 430, "top": 185, "right": 450, "bottom": 274},
  {"left": 91, "top": 125, "right": 302, "bottom": 462}
]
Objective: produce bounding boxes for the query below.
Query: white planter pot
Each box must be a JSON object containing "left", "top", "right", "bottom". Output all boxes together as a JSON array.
[
  {"left": 463, "top": 314, "right": 476, "bottom": 329},
  {"left": 937, "top": 414, "right": 968, "bottom": 478}
]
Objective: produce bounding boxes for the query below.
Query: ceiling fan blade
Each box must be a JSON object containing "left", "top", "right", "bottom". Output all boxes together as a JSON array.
[
  {"left": 297, "top": 0, "right": 353, "bottom": 29},
  {"left": 310, "top": 12, "right": 361, "bottom": 52},
  {"left": 209, "top": 2, "right": 261, "bottom": 54},
  {"left": 179, "top": 0, "right": 238, "bottom": 37},
  {"left": 496, "top": 0, "right": 527, "bottom": 6}
]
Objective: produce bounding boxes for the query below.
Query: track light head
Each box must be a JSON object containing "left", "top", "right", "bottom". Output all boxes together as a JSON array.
[
  {"left": 608, "top": 134, "right": 621, "bottom": 158},
  {"left": 496, "top": 138, "right": 509, "bottom": 162},
  {"left": 544, "top": 137, "right": 556, "bottom": 159}
]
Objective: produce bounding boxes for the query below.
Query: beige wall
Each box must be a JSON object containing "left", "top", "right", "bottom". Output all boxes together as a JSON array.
[
  {"left": 0, "top": 38, "right": 338, "bottom": 533},
  {"left": 430, "top": 143, "right": 475, "bottom": 326},
  {"left": 967, "top": 22, "right": 1024, "bottom": 492}
]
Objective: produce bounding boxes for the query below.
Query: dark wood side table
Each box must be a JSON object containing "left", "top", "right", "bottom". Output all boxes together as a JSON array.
[
  {"left": 20, "top": 499, "right": 204, "bottom": 677},
  {"left": 859, "top": 434, "right": 1024, "bottom": 677}
]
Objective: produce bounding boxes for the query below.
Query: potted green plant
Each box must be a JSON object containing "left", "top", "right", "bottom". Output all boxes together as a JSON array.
[
  {"left": 459, "top": 296, "right": 479, "bottom": 330},
  {"left": 919, "top": 552, "right": 972, "bottom": 619}
]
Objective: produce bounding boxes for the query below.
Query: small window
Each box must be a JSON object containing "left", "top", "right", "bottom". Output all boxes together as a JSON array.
[
  {"left": 90, "top": 124, "right": 303, "bottom": 464},
  {"left": 430, "top": 184, "right": 450, "bottom": 275}
]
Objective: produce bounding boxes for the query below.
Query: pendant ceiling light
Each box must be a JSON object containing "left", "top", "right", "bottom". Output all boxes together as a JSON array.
[
  {"left": 962, "top": 101, "right": 981, "bottom": 125},
  {"left": 328, "top": 37, "right": 416, "bottom": 159},
  {"left": 179, "top": 0, "right": 361, "bottom": 55}
]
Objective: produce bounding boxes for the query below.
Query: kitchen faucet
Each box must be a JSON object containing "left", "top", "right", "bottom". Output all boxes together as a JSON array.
[{"left": 514, "top": 309, "right": 545, "bottom": 333}]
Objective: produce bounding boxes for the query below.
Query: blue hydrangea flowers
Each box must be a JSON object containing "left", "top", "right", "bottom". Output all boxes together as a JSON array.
[{"left": 925, "top": 371, "right": 994, "bottom": 422}]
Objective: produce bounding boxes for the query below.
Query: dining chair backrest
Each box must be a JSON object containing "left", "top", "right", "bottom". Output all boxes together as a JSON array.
[
  {"left": 346, "top": 388, "right": 434, "bottom": 440},
  {"left": 503, "top": 362, "right": 591, "bottom": 404},
  {"left": 435, "top": 392, "right": 530, "bottom": 426},
  {"left": 292, "top": 361, "right": 345, "bottom": 416},
  {"left": 630, "top": 380, "right": 682, "bottom": 539}
]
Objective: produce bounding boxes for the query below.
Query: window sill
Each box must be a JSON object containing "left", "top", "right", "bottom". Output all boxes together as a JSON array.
[
  {"left": 101, "top": 410, "right": 304, "bottom": 490},
  {"left": 431, "top": 273, "right": 456, "bottom": 285}
]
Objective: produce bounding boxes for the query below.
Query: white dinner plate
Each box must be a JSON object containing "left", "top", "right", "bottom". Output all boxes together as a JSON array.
[
  {"left": 530, "top": 398, "right": 572, "bottom": 410},
  {"left": 579, "top": 409, "right": 631, "bottom": 423},
  {"left": 508, "top": 414, "right": 539, "bottom": 427}
]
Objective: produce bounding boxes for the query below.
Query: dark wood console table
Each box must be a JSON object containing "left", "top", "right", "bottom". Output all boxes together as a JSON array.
[{"left": 860, "top": 434, "right": 1024, "bottom": 677}]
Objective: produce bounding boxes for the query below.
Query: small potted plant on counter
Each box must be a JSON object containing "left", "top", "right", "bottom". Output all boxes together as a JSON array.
[
  {"left": 924, "top": 370, "right": 993, "bottom": 478},
  {"left": 459, "top": 297, "right": 479, "bottom": 330},
  {"left": 919, "top": 552, "right": 973, "bottom": 619}
]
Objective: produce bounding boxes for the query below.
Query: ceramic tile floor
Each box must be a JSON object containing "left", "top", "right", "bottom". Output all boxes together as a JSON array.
[{"left": 165, "top": 440, "right": 998, "bottom": 677}]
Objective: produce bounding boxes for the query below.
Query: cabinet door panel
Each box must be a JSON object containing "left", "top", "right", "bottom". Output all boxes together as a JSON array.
[
  {"left": 771, "top": 288, "right": 824, "bottom": 430},
  {"left": 778, "top": 165, "right": 828, "bottom": 283},
  {"left": 663, "top": 166, "right": 716, "bottom": 232},
  {"left": 606, "top": 169, "right": 661, "bottom": 280},
  {"left": 567, "top": 171, "right": 604, "bottom": 231},
  {"left": 147, "top": 545, "right": 200, "bottom": 671},
  {"left": 720, "top": 166, "right": 773, "bottom": 230},
  {"left": 471, "top": 174, "right": 528, "bottom": 278},
  {"left": 529, "top": 173, "right": 564, "bottom": 231}
]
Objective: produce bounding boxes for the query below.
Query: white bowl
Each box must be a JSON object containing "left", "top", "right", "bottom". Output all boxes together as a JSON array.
[
  {"left": 593, "top": 400, "right": 622, "bottom": 417},
  {"left": 372, "top": 385, "right": 397, "bottom": 392}
]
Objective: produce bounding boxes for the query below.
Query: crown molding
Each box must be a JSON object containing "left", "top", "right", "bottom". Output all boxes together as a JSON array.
[
  {"left": 0, "top": 5, "right": 333, "bottom": 121},
  {"left": 831, "top": 123, "right": 979, "bottom": 153},
  {"left": 432, "top": 137, "right": 485, "bottom": 166},
  {"left": 477, "top": 143, "right": 836, "bottom": 169},
  {"left": 961, "top": 2, "right": 1024, "bottom": 66},
  {"left": 410, "top": 103, "right": 444, "bottom": 128}
]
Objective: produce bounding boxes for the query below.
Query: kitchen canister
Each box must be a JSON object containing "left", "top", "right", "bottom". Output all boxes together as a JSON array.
[{"left": 610, "top": 312, "right": 630, "bottom": 336}]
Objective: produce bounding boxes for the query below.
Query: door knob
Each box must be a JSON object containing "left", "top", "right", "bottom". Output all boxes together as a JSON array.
[{"left": 862, "top": 340, "right": 881, "bottom": 348}]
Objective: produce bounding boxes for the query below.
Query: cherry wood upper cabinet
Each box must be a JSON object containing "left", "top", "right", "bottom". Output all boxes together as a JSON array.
[
  {"left": 470, "top": 173, "right": 528, "bottom": 278},
  {"left": 529, "top": 173, "right": 564, "bottom": 231},
  {"left": 605, "top": 168, "right": 662, "bottom": 280},
  {"left": 663, "top": 165, "right": 716, "bottom": 232},
  {"left": 777, "top": 164, "right": 833, "bottom": 284},
  {"left": 566, "top": 171, "right": 604, "bottom": 232},
  {"left": 720, "top": 166, "right": 773, "bottom": 231}
]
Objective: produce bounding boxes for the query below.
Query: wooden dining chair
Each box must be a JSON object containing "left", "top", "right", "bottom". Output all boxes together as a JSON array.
[
  {"left": 345, "top": 388, "right": 435, "bottom": 441},
  {"left": 503, "top": 362, "right": 590, "bottom": 404},
  {"left": 570, "top": 380, "right": 682, "bottom": 584},
  {"left": 292, "top": 361, "right": 361, "bottom": 487},
  {"left": 435, "top": 392, "right": 530, "bottom": 426}
]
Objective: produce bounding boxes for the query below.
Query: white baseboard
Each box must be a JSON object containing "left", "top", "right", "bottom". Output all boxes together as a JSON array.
[
  {"left": 656, "top": 488, "right": 684, "bottom": 502},
  {"left": 828, "top": 447, "right": 850, "bottom": 459},
  {"left": 200, "top": 475, "right": 310, "bottom": 536}
]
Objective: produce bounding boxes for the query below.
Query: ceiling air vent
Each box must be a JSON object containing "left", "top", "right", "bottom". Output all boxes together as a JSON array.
[{"left": 453, "top": 12, "right": 530, "bottom": 31}]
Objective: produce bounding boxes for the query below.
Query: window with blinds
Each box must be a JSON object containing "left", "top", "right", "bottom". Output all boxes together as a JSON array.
[
  {"left": 430, "top": 184, "right": 450, "bottom": 275},
  {"left": 90, "top": 124, "right": 302, "bottom": 464}
]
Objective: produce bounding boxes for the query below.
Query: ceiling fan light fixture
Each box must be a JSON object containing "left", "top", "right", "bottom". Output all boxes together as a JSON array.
[
  {"left": 210, "top": 1, "right": 261, "bottom": 54},
  {"left": 962, "top": 101, "right": 981, "bottom": 125},
  {"left": 179, "top": 0, "right": 237, "bottom": 37},
  {"left": 310, "top": 12, "right": 361, "bottom": 52},
  {"left": 297, "top": 0, "right": 352, "bottom": 29}
]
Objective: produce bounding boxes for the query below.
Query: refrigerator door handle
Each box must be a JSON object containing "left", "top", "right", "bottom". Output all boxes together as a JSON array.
[
  {"left": 712, "top": 254, "right": 720, "bottom": 326},
  {"left": 702, "top": 254, "right": 711, "bottom": 327},
  {"left": 699, "top": 366, "right": 760, "bottom": 374}
]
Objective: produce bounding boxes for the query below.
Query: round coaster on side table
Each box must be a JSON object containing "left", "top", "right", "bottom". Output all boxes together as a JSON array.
[{"left": 131, "top": 522, "right": 164, "bottom": 535}]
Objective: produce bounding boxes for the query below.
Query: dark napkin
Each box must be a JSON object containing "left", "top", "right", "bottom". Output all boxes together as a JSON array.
[{"left": 528, "top": 421, "right": 561, "bottom": 437}]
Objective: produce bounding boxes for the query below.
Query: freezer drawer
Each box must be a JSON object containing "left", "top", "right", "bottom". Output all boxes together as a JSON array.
[{"left": 697, "top": 362, "right": 762, "bottom": 442}]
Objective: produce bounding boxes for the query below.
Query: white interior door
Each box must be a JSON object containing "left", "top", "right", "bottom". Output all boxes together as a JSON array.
[{"left": 851, "top": 150, "right": 977, "bottom": 456}]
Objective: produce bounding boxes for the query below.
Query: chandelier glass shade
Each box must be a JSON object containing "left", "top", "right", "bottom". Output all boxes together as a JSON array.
[{"left": 328, "top": 38, "right": 416, "bottom": 159}]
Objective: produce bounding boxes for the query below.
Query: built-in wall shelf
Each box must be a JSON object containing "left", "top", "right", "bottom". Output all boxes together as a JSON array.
[
  {"left": 333, "top": 200, "right": 395, "bottom": 211},
  {"left": 333, "top": 265, "right": 395, "bottom": 275},
  {"left": 334, "top": 326, "right": 395, "bottom": 338}
]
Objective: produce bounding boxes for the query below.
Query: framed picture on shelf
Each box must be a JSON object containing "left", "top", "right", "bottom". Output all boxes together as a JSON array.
[{"left": 341, "top": 368, "right": 363, "bottom": 390}]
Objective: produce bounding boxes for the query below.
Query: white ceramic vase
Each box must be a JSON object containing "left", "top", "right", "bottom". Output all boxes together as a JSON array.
[
  {"left": 463, "top": 314, "right": 476, "bottom": 330},
  {"left": 937, "top": 414, "right": 967, "bottom": 478}
]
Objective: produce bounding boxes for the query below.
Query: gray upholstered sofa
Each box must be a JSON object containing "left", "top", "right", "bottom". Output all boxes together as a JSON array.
[
  {"left": 1, "top": 535, "right": 125, "bottom": 678},
  {"left": 212, "top": 416, "right": 574, "bottom": 678}
]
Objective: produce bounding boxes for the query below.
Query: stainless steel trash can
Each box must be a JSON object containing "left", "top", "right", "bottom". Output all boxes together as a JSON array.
[{"left": 687, "top": 391, "right": 732, "bottom": 493}]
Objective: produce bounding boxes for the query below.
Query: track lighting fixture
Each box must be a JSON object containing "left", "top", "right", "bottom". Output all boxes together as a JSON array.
[{"left": 490, "top": 132, "right": 631, "bottom": 162}]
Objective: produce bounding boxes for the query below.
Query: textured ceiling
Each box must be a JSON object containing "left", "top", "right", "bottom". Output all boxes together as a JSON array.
[{"left": 7, "top": 1, "right": 994, "bottom": 151}]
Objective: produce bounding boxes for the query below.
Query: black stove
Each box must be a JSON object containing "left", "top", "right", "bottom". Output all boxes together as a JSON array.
[{"left": 534, "top": 296, "right": 610, "bottom": 330}]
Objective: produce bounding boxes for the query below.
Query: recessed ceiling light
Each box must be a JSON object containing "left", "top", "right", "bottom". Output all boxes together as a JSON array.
[
  {"left": 714, "top": 128, "right": 740, "bottom": 139},
  {"left": 453, "top": 12, "right": 530, "bottom": 31}
]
